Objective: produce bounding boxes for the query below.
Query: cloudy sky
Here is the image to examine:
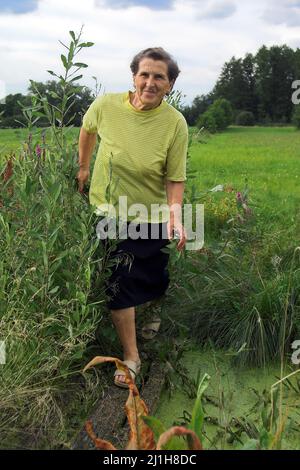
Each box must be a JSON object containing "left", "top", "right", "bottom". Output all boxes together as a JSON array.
[{"left": 1, "top": 0, "right": 300, "bottom": 104}]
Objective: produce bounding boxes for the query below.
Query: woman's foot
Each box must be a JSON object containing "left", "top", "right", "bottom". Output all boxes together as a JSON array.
[{"left": 114, "top": 356, "right": 141, "bottom": 388}]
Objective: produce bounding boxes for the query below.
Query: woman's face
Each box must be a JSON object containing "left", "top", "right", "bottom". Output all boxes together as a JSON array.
[{"left": 133, "top": 58, "right": 174, "bottom": 110}]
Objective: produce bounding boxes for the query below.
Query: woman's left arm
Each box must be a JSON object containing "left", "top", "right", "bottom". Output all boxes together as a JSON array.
[{"left": 166, "top": 180, "right": 186, "bottom": 251}]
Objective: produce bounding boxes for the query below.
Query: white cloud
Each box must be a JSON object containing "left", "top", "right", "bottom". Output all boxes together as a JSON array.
[
  {"left": 0, "top": 0, "right": 300, "bottom": 104},
  {"left": 174, "top": 0, "right": 236, "bottom": 20},
  {"left": 197, "top": 0, "right": 237, "bottom": 20},
  {"left": 263, "top": 0, "right": 300, "bottom": 27}
]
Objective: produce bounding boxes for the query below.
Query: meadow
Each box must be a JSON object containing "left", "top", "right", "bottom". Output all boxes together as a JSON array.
[
  {"left": 0, "top": 125, "right": 299, "bottom": 449},
  {"left": 191, "top": 126, "right": 300, "bottom": 240}
]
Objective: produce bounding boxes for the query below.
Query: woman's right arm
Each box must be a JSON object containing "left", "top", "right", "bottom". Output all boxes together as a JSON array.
[{"left": 77, "top": 127, "right": 97, "bottom": 192}]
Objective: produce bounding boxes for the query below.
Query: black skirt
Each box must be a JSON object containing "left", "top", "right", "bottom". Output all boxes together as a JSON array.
[{"left": 98, "top": 221, "right": 170, "bottom": 310}]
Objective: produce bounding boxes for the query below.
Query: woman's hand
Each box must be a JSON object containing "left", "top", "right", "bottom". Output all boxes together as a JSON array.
[
  {"left": 167, "top": 218, "right": 187, "bottom": 251},
  {"left": 166, "top": 181, "right": 186, "bottom": 251},
  {"left": 76, "top": 168, "right": 90, "bottom": 193}
]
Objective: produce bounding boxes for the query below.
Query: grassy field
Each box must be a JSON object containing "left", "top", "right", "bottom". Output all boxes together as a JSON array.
[
  {"left": 189, "top": 126, "right": 300, "bottom": 244},
  {"left": 191, "top": 126, "right": 300, "bottom": 208}
]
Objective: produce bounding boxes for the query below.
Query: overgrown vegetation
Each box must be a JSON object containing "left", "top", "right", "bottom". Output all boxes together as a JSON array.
[{"left": 0, "top": 29, "right": 111, "bottom": 449}]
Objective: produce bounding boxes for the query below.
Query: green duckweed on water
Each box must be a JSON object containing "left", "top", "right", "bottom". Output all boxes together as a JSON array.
[{"left": 155, "top": 347, "right": 300, "bottom": 450}]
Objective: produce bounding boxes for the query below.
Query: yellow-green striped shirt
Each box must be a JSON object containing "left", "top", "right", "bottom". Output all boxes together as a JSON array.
[{"left": 82, "top": 91, "right": 188, "bottom": 223}]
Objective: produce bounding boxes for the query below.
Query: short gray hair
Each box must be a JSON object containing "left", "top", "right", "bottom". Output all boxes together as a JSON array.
[{"left": 130, "top": 47, "right": 180, "bottom": 83}]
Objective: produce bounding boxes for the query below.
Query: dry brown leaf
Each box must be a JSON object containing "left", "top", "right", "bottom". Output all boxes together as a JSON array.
[
  {"left": 125, "top": 384, "right": 156, "bottom": 450},
  {"left": 83, "top": 355, "right": 155, "bottom": 450},
  {"left": 83, "top": 355, "right": 133, "bottom": 386},
  {"left": 85, "top": 421, "right": 117, "bottom": 450},
  {"left": 156, "top": 426, "right": 203, "bottom": 450}
]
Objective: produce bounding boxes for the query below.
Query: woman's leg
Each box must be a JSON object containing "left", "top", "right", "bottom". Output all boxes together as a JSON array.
[{"left": 111, "top": 306, "right": 140, "bottom": 384}]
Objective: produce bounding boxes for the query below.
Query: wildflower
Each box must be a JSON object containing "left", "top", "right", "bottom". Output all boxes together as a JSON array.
[
  {"left": 36, "top": 144, "right": 41, "bottom": 158},
  {"left": 2, "top": 157, "right": 13, "bottom": 182},
  {"left": 236, "top": 191, "right": 243, "bottom": 203}
]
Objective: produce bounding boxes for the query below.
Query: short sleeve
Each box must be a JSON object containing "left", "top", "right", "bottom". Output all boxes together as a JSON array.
[
  {"left": 82, "top": 96, "right": 103, "bottom": 134},
  {"left": 166, "top": 116, "right": 188, "bottom": 181}
]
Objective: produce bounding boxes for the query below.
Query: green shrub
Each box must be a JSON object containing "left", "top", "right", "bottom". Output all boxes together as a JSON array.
[
  {"left": 236, "top": 111, "right": 255, "bottom": 126},
  {"left": 197, "top": 109, "right": 217, "bottom": 133},
  {"left": 0, "top": 114, "right": 26, "bottom": 128},
  {"left": 213, "top": 98, "right": 233, "bottom": 127},
  {"left": 196, "top": 98, "right": 233, "bottom": 133}
]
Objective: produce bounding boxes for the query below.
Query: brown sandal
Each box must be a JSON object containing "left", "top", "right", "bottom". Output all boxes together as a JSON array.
[{"left": 114, "top": 359, "right": 141, "bottom": 389}]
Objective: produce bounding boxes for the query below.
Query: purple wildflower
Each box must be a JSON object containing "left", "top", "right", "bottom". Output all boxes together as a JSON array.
[
  {"left": 236, "top": 192, "right": 243, "bottom": 202},
  {"left": 36, "top": 144, "right": 41, "bottom": 158}
]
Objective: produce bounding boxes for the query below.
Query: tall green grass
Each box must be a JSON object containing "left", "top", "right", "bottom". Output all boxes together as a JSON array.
[{"left": 0, "top": 140, "right": 113, "bottom": 448}]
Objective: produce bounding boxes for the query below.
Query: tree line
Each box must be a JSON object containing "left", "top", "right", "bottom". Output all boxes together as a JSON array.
[{"left": 181, "top": 44, "right": 300, "bottom": 127}]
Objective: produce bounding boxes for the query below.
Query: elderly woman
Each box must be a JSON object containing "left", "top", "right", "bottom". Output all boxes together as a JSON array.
[{"left": 77, "top": 47, "right": 188, "bottom": 388}]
